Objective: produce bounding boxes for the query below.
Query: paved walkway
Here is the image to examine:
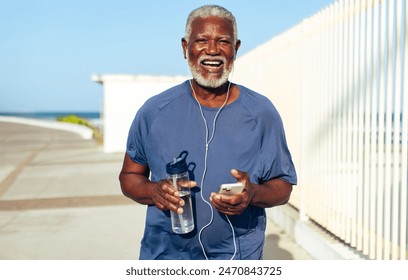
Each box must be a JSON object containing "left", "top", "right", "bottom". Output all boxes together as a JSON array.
[{"left": 0, "top": 120, "right": 312, "bottom": 260}]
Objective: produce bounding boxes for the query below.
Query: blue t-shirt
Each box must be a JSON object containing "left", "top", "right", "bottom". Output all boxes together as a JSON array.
[{"left": 126, "top": 80, "right": 297, "bottom": 260}]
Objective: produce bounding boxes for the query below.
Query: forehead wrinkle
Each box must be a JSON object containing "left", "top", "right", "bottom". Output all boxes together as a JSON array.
[
  {"left": 194, "top": 32, "right": 232, "bottom": 39},
  {"left": 190, "top": 17, "right": 234, "bottom": 39}
]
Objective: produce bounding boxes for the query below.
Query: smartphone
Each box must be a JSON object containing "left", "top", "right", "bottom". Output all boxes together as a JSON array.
[{"left": 218, "top": 182, "right": 245, "bottom": 196}]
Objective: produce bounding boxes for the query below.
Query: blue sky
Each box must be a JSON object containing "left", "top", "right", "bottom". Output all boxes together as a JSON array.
[{"left": 0, "top": 0, "right": 334, "bottom": 112}]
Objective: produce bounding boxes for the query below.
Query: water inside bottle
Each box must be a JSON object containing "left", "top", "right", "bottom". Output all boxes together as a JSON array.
[{"left": 170, "top": 192, "right": 194, "bottom": 234}]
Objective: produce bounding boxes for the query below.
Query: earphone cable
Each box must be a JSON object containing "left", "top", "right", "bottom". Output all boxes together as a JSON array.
[{"left": 190, "top": 80, "right": 237, "bottom": 260}]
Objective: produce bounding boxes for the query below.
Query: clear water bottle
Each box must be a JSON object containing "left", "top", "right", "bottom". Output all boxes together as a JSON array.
[{"left": 166, "top": 151, "right": 194, "bottom": 234}]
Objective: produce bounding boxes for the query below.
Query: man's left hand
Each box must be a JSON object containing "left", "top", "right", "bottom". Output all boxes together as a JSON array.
[{"left": 210, "top": 169, "right": 254, "bottom": 215}]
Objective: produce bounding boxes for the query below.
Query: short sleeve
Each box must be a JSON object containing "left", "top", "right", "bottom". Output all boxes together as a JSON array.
[
  {"left": 126, "top": 108, "right": 148, "bottom": 166},
  {"left": 257, "top": 105, "right": 297, "bottom": 185}
]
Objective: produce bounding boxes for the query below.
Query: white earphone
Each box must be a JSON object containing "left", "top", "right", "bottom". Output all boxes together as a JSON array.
[{"left": 189, "top": 79, "right": 238, "bottom": 260}]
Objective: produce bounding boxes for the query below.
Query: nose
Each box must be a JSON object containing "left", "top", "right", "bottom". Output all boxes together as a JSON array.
[{"left": 206, "top": 40, "right": 220, "bottom": 55}]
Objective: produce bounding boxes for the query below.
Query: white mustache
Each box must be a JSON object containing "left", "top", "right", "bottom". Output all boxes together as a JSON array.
[{"left": 198, "top": 55, "right": 226, "bottom": 64}]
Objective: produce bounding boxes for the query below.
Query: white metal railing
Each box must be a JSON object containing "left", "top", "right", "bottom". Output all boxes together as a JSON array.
[
  {"left": 234, "top": 0, "right": 407, "bottom": 260},
  {"left": 301, "top": 0, "right": 407, "bottom": 261}
]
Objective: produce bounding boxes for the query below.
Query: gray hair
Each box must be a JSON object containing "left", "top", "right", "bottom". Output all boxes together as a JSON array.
[{"left": 184, "top": 5, "right": 238, "bottom": 43}]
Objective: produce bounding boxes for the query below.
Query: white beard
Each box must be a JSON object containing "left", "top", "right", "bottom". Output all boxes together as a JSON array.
[{"left": 187, "top": 56, "right": 233, "bottom": 88}]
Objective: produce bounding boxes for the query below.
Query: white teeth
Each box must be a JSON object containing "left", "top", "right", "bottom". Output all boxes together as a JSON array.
[{"left": 202, "top": 61, "right": 221, "bottom": 66}]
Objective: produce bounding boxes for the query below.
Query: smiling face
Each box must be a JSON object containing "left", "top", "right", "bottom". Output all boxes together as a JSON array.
[{"left": 182, "top": 16, "right": 240, "bottom": 89}]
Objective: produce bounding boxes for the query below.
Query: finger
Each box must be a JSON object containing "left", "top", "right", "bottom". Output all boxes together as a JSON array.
[
  {"left": 156, "top": 198, "right": 183, "bottom": 213},
  {"left": 155, "top": 200, "right": 168, "bottom": 211},
  {"left": 178, "top": 180, "right": 197, "bottom": 189},
  {"left": 156, "top": 202, "right": 165, "bottom": 210},
  {"left": 230, "top": 169, "right": 242, "bottom": 180},
  {"left": 162, "top": 181, "right": 178, "bottom": 194},
  {"left": 161, "top": 182, "right": 187, "bottom": 204},
  {"left": 212, "top": 192, "right": 242, "bottom": 206},
  {"left": 210, "top": 193, "right": 246, "bottom": 215},
  {"left": 230, "top": 169, "right": 249, "bottom": 186},
  {"left": 210, "top": 193, "right": 239, "bottom": 210},
  {"left": 219, "top": 206, "right": 242, "bottom": 216},
  {"left": 155, "top": 185, "right": 185, "bottom": 210},
  {"left": 163, "top": 191, "right": 185, "bottom": 206}
]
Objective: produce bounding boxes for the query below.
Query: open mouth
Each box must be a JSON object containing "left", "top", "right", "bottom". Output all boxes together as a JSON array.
[
  {"left": 201, "top": 59, "right": 223, "bottom": 68},
  {"left": 198, "top": 55, "right": 226, "bottom": 71}
]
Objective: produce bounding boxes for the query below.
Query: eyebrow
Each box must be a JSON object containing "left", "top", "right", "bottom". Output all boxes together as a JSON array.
[{"left": 194, "top": 33, "right": 233, "bottom": 39}]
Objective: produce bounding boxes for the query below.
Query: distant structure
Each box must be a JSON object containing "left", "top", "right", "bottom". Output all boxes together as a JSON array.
[{"left": 92, "top": 74, "right": 188, "bottom": 153}]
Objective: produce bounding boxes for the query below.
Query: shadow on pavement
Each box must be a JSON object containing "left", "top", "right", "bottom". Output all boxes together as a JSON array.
[{"left": 263, "top": 233, "right": 294, "bottom": 260}]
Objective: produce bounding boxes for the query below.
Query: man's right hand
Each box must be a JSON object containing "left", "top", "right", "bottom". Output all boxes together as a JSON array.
[
  {"left": 152, "top": 179, "right": 197, "bottom": 214},
  {"left": 119, "top": 153, "right": 197, "bottom": 213}
]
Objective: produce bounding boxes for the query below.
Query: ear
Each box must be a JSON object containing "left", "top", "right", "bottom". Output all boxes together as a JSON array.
[
  {"left": 234, "top": 39, "right": 241, "bottom": 60},
  {"left": 181, "top": 38, "right": 188, "bottom": 59}
]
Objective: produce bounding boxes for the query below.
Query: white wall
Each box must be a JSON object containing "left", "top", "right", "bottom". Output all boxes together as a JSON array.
[
  {"left": 232, "top": 25, "right": 303, "bottom": 191},
  {"left": 92, "top": 75, "right": 188, "bottom": 153}
]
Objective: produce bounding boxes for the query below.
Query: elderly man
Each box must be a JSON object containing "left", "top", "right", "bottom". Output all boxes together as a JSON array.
[{"left": 119, "top": 4, "right": 297, "bottom": 260}]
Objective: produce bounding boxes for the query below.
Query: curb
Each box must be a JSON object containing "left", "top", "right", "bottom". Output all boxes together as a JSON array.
[
  {"left": 266, "top": 205, "right": 365, "bottom": 260},
  {"left": 0, "top": 116, "right": 94, "bottom": 139}
]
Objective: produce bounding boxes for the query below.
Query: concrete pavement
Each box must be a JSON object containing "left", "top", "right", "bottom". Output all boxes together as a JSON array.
[{"left": 0, "top": 120, "right": 312, "bottom": 260}]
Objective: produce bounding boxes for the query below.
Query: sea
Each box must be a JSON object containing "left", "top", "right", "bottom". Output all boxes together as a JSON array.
[{"left": 0, "top": 112, "right": 102, "bottom": 129}]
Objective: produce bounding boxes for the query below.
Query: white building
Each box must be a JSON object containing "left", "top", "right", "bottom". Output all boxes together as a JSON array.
[{"left": 92, "top": 74, "right": 188, "bottom": 153}]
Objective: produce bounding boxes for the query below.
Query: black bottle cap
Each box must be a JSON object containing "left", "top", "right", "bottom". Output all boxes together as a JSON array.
[{"left": 166, "top": 151, "right": 188, "bottom": 174}]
